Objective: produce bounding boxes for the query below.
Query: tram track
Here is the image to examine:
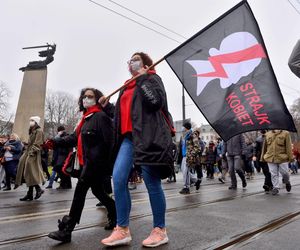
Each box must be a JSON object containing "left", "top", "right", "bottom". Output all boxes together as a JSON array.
[
  {"left": 0, "top": 178, "right": 298, "bottom": 248},
  {"left": 0, "top": 183, "right": 285, "bottom": 247}
]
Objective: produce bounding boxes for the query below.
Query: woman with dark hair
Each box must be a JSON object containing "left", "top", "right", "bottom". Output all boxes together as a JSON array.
[
  {"left": 48, "top": 87, "right": 116, "bottom": 243},
  {"left": 101, "top": 52, "right": 173, "bottom": 247}
]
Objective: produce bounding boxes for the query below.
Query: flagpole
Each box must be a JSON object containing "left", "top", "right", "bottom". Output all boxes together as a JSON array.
[{"left": 105, "top": 57, "right": 165, "bottom": 99}]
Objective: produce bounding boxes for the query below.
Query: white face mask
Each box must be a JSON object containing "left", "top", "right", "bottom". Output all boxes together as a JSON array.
[
  {"left": 130, "top": 60, "right": 142, "bottom": 72},
  {"left": 29, "top": 121, "right": 36, "bottom": 127},
  {"left": 58, "top": 131, "right": 64, "bottom": 136},
  {"left": 83, "top": 97, "right": 96, "bottom": 108}
]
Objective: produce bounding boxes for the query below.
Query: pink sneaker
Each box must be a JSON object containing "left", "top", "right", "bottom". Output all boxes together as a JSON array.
[
  {"left": 142, "top": 227, "right": 169, "bottom": 248},
  {"left": 101, "top": 226, "right": 132, "bottom": 246}
]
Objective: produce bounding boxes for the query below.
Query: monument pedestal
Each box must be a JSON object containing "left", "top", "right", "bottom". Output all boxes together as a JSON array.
[{"left": 13, "top": 69, "right": 47, "bottom": 142}]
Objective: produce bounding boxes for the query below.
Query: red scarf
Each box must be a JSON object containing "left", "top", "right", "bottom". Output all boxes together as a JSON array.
[
  {"left": 76, "top": 105, "right": 101, "bottom": 165},
  {"left": 120, "top": 70, "right": 156, "bottom": 135}
]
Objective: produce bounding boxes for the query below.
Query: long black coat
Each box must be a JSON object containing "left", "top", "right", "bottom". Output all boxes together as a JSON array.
[
  {"left": 112, "top": 73, "right": 173, "bottom": 168},
  {"left": 54, "top": 111, "right": 114, "bottom": 181}
]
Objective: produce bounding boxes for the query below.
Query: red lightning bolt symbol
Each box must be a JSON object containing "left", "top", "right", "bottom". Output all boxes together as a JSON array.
[{"left": 194, "top": 43, "right": 267, "bottom": 78}]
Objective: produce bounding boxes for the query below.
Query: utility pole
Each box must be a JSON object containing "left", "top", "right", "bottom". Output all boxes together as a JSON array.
[{"left": 182, "top": 86, "right": 186, "bottom": 121}]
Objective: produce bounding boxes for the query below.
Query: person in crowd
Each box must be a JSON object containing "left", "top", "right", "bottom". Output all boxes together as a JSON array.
[
  {"left": 193, "top": 130, "right": 205, "bottom": 190},
  {"left": 1, "top": 133, "right": 23, "bottom": 191},
  {"left": 223, "top": 134, "right": 247, "bottom": 190},
  {"left": 253, "top": 130, "right": 273, "bottom": 192},
  {"left": 15, "top": 116, "right": 45, "bottom": 200},
  {"left": 47, "top": 126, "right": 72, "bottom": 189},
  {"left": 0, "top": 135, "right": 8, "bottom": 189},
  {"left": 216, "top": 138, "right": 223, "bottom": 174},
  {"left": 244, "top": 138, "right": 254, "bottom": 180},
  {"left": 101, "top": 52, "right": 173, "bottom": 247},
  {"left": 41, "top": 145, "right": 50, "bottom": 181},
  {"left": 167, "top": 142, "right": 178, "bottom": 183},
  {"left": 177, "top": 122, "right": 199, "bottom": 195},
  {"left": 48, "top": 88, "right": 116, "bottom": 243},
  {"left": 261, "top": 130, "right": 293, "bottom": 195},
  {"left": 217, "top": 138, "right": 228, "bottom": 184},
  {"left": 205, "top": 141, "right": 216, "bottom": 179}
]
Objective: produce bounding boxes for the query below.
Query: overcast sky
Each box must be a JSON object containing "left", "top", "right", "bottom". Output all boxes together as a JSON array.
[{"left": 1, "top": 0, "right": 299, "bottom": 126}]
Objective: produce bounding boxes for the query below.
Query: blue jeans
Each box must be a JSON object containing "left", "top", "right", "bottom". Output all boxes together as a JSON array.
[
  {"left": 113, "top": 138, "right": 166, "bottom": 228},
  {"left": 48, "top": 169, "right": 57, "bottom": 187}
]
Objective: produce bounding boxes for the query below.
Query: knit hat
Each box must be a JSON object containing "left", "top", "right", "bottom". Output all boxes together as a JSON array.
[
  {"left": 30, "top": 116, "right": 41, "bottom": 125},
  {"left": 183, "top": 121, "right": 192, "bottom": 130}
]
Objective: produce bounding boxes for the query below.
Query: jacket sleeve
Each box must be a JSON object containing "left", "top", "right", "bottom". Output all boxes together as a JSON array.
[
  {"left": 260, "top": 138, "right": 267, "bottom": 162},
  {"left": 103, "top": 102, "right": 115, "bottom": 119},
  {"left": 288, "top": 40, "right": 300, "bottom": 78},
  {"left": 54, "top": 132, "right": 77, "bottom": 148},
  {"left": 100, "top": 114, "right": 114, "bottom": 154},
  {"left": 240, "top": 135, "right": 246, "bottom": 155},
  {"left": 10, "top": 142, "right": 22, "bottom": 154},
  {"left": 137, "top": 74, "right": 164, "bottom": 111},
  {"left": 286, "top": 132, "right": 293, "bottom": 162}
]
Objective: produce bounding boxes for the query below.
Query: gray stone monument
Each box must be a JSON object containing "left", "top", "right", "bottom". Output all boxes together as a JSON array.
[{"left": 13, "top": 44, "right": 56, "bottom": 142}]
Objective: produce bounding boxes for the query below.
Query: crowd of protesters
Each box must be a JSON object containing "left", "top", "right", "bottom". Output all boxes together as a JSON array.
[{"left": 0, "top": 50, "right": 299, "bottom": 248}]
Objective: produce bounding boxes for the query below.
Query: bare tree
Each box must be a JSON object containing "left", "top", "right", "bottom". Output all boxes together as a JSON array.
[
  {"left": 45, "top": 90, "right": 80, "bottom": 137},
  {"left": 0, "top": 81, "right": 13, "bottom": 134}
]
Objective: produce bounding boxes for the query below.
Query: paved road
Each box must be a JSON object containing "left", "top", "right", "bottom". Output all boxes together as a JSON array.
[{"left": 1, "top": 172, "right": 300, "bottom": 250}]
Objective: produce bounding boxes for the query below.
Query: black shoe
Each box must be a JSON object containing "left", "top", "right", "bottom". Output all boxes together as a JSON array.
[
  {"left": 104, "top": 218, "right": 116, "bottom": 230},
  {"left": 195, "top": 180, "right": 201, "bottom": 190},
  {"left": 14, "top": 184, "right": 19, "bottom": 190},
  {"left": 228, "top": 186, "right": 237, "bottom": 190},
  {"left": 272, "top": 188, "right": 279, "bottom": 195},
  {"left": 3, "top": 187, "right": 11, "bottom": 191},
  {"left": 286, "top": 182, "right": 292, "bottom": 192},
  {"left": 46, "top": 185, "right": 52, "bottom": 189},
  {"left": 35, "top": 189, "right": 44, "bottom": 200},
  {"left": 242, "top": 180, "right": 247, "bottom": 188},
  {"left": 20, "top": 194, "right": 33, "bottom": 201},
  {"left": 263, "top": 185, "right": 270, "bottom": 192},
  {"left": 179, "top": 188, "right": 190, "bottom": 194},
  {"left": 48, "top": 230, "right": 71, "bottom": 243},
  {"left": 218, "top": 178, "right": 225, "bottom": 184},
  {"left": 48, "top": 215, "right": 74, "bottom": 242}
]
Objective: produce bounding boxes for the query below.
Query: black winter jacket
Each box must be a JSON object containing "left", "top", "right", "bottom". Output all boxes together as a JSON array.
[
  {"left": 54, "top": 111, "right": 114, "bottom": 181},
  {"left": 51, "top": 132, "right": 72, "bottom": 170},
  {"left": 113, "top": 73, "right": 173, "bottom": 167}
]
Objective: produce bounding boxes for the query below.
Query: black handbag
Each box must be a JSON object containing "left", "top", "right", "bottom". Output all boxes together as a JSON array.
[{"left": 62, "top": 149, "right": 82, "bottom": 178}]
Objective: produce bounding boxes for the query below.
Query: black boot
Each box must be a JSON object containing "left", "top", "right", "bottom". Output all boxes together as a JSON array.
[
  {"left": 34, "top": 185, "right": 44, "bottom": 200},
  {"left": 20, "top": 188, "right": 33, "bottom": 201},
  {"left": 104, "top": 217, "right": 116, "bottom": 230},
  {"left": 48, "top": 215, "right": 75, "bottom": 243}
]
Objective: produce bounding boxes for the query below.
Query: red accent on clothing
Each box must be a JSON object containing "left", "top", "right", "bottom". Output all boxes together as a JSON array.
[
  {"left": 76, "top": 105, "right": 101, "bottom": 165},
  {"left": 120, "top": 70, "right": 156, "bottom": 135}
]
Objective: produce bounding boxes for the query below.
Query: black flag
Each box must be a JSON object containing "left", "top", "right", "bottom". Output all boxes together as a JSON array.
[{"left": 165, "top": 0, "right": 296, "bottom": 141}]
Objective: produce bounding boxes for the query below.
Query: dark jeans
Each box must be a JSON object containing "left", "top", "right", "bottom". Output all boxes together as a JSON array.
[
  {"left": 258, "top": 161, "right": 273, "bottom": 188},
  {"left": 244, "top": 159, "right": 254, "bottom": 174},
  {"left": 195, "top": 164, "right": 203, "bottom": 179},
  {"left": 3, "top": 160, "right": 18, "bottom": 188},
  {"left": 69, "top": 178, "right": 116, "bottom": 224},
  {"left": 206, "top": 163, "right": 214, "bottom": 178}
]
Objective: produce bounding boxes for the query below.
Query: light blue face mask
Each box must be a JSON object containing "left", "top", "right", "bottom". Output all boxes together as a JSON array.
[
  {"left": 181, "top": 127, "right": 186, "bottom": 132},
  {"left": 83, "top": 97, "right": 96, "bottom": 108},
  {"left": 130, "top": 60, "right": 142, "bottom": 72}
]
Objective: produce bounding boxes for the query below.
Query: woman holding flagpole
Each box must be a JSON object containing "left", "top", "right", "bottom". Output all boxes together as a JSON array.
[{"left": 101, "top": 52, "right": 173, "bottom": 248}]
